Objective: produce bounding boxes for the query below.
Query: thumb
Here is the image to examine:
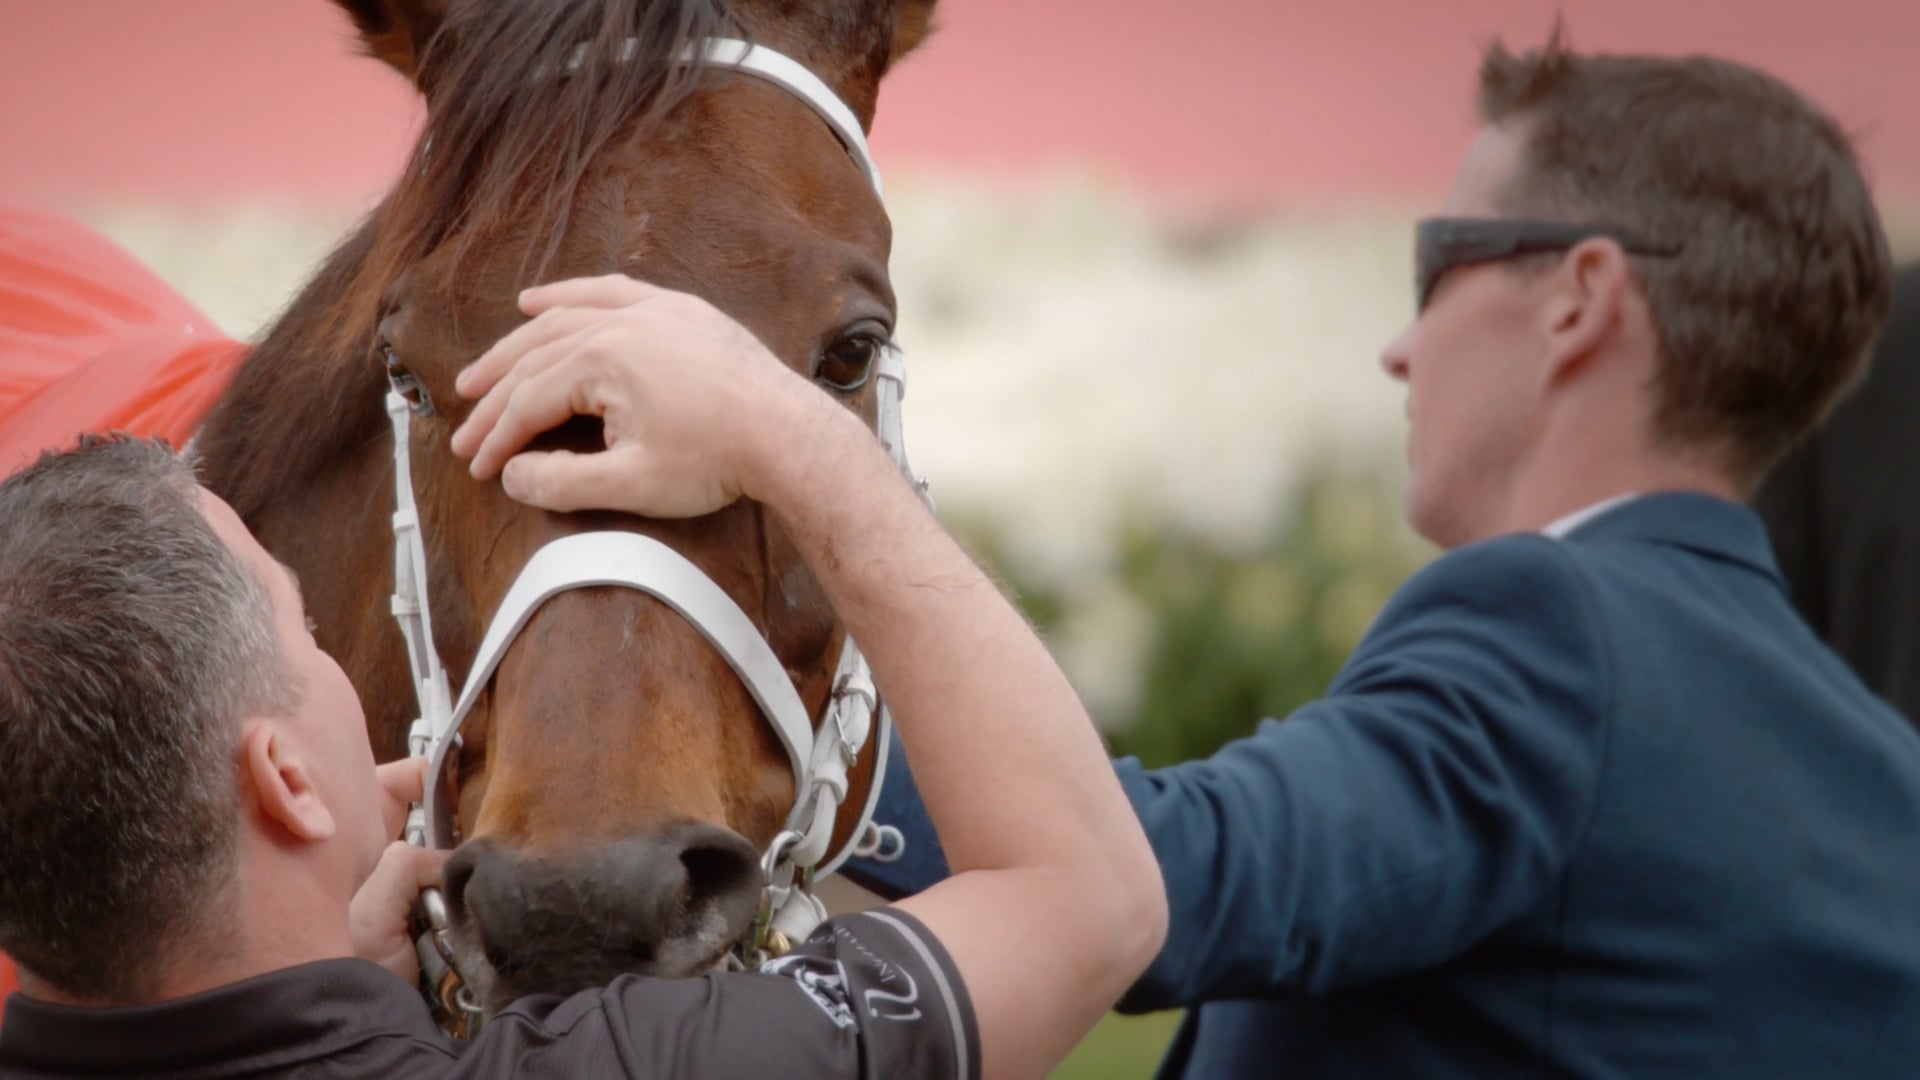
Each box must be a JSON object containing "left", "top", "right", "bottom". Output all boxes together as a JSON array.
[
  {"left": 377, "top": 756, "right": 430, "bottom": 805},
  {"left": 375, "top": 756, "right": 430, "bottom": 841},
  {"left": 500, "top": 448, "right": 646, "bottom": 514}
]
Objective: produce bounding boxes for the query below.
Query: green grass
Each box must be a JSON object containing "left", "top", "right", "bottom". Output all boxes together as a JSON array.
[{"left": 1050, "top": 1010, "right": 1183, "bottom": 1079}]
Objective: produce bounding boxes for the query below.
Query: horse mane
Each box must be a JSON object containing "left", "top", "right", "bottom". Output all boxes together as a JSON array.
[
  {"left": 196, "top": 212, "right": 387, "bottom": 521},
  {"left": 201, "top": 0, "right": 743, "bottom": 521}
]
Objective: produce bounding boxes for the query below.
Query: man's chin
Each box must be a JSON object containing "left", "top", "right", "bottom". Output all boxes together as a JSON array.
[{"left": 1404, "top": 484, "right": 1470, "bottom": 550}]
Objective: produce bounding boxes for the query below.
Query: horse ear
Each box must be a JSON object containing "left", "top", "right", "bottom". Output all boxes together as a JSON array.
[
  {"left": 331, "top": 0, "right": 449, "bottom": 84},
  {"left": 892, "top": 0, "right": 938, "bottom": 63}
]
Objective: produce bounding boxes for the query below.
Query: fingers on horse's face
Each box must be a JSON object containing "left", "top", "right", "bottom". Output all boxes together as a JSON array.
[{"left": 308, "top": 0, "right": 939, "bottom": 1000}]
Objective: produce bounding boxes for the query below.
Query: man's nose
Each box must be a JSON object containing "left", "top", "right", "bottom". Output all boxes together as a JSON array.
[{"left": 1379, "top": 324, "right": 1414, "bottom": 383}]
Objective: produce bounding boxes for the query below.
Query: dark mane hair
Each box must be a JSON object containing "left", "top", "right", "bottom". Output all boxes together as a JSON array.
[{"left": 201, "top": 0, "right": 737, "bottom": 521}]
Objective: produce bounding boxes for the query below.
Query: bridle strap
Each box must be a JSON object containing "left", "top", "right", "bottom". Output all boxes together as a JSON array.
[
  {"left": 688, "top": 39, "right": 883, "bottom": 199},
  {"left": 418, "top": 531, "right": 821, "bottom": 849},
  {"left": 568, "top": 37, "right": 881, "bottom": 196},
  {"left": 391, "top": 392, "right": 453, "bottom": 768}
]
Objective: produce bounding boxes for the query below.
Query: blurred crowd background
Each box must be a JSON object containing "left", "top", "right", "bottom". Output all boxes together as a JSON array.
[{"left": 5, "top": 1, "right": 1917, "bottom": 1074}]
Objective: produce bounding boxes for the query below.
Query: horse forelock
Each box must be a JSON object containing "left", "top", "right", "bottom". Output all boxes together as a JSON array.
[
  {"left": 384, "top": 0, "right": 738, "bottom": 292},
  {"left": 375, "top": 0, "right": 912, "bottom": 293},
  {"left": 203, "top": 0, "right": 742, "bottom": 521},
  {"left": 196, "top": 210, "right": 387, "bottom": 526}
]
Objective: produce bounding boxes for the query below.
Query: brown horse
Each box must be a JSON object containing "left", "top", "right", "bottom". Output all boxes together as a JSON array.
[{"left": 193, "top": 0, "right": 934, "bottom": 1008}]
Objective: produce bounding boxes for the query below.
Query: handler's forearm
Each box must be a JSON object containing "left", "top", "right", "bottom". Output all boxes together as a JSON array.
[
  {"left": 742, "top": 397, "right": 1147, "bottom": 888},
  {"left": 747, "top": 396, "right": 1167, "bottom": 1076},
  {"left": 743, "top": 383, "right": 1166, "bottom": 1079}
]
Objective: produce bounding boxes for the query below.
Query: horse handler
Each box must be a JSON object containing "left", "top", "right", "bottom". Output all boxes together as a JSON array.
[
  {"left": 0, "top": 278, "right": 1165, "bottom": 1073},
  {"left": 842, "top": 35, "right": 1920, "bottom": 1079}
]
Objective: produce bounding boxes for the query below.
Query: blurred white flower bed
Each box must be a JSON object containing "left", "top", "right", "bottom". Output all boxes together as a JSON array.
[
  {"left": 78, "top": 178, "right": 1420, "bottom": 586},
  {"left": 884, "top": 179, "right": 1417, "bottom": 586}
]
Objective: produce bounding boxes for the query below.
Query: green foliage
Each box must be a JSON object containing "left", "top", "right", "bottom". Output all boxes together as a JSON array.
[
  {"left": 958, "top": 460, "right": 1430, "bottom": 768},
  {"left": 1050, "top": 1011, "right": 1187, "bottom": 1080}
]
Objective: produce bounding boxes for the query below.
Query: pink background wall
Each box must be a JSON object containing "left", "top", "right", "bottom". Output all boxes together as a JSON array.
[{"left": 2, "top": 0, "right": 1917, "bottom": 208}]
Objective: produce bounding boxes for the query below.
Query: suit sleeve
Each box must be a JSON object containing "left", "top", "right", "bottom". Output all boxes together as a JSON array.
[
  {"left": 837, "top": 738, "right": 950, "bottom": 902},
  {"left": 1118, "top": 536, "right": 1611, "bottom": 1009},
  {"left": 841, "top": 537, "right": 1612, "bottom": 1011}
]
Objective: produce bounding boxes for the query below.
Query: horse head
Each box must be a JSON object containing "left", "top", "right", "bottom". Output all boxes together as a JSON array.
[{"left": 195, "top": 0, "right": 934, "bottom": 1010}]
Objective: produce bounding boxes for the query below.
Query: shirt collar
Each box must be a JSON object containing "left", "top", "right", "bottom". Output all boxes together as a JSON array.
[
  {"left": 0, "top": 958, "right": 453, "bottom": 1077},
  {"left": 1541, "top": 492, "right": 1641, "bottom": 539},
  {"left": 1556, "top": 491, "right": 1782, "bottom": 584}
]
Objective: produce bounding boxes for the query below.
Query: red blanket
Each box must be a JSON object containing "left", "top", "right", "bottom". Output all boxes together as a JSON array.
[{"left": 0, "top": 202, "right": 247, "bottom": 475}]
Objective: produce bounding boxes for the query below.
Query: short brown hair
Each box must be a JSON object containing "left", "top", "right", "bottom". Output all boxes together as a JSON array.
[
  {"left": 0, "top": 437, "right": 294, "bottom": 1002},
  {"left": 1478, "top": 32, "right": 1893, "bottom": 483}
]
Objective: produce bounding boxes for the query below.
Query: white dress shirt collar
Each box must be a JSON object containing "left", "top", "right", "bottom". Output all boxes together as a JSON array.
[{"left": 1541, "top": 493, "right": 1641, "bottom": 539}]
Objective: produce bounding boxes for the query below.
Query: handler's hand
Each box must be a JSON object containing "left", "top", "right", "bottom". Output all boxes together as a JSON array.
[
  {"left": 449, "top": 274, "right": 817, "bottom": 517},
  {"left": 351, "top": 841, "right": 451, "bottom": 984},
  {"left": 376, "top": 755, "right": 429, "bottom": 843},
  {"left": 350, "top": 757, "right": 447, "bottom": 983}
]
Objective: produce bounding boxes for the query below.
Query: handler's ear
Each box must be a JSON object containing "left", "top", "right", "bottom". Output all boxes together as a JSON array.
[
  {"left": 241, "top": 722, "right": 338, "bottom": 843},
  {"left": 330, "top": 0, "right": 449, "bottom": 85}
]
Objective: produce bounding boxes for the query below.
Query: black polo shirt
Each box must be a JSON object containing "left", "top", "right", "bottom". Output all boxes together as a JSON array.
[{"left": 0, "top": 908, "right": 976, "bottom": 1079}]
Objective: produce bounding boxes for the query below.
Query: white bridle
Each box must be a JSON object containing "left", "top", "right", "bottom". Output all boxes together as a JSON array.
[{"left": 391, "top": 37, "right": 923, "bottom": 1027}]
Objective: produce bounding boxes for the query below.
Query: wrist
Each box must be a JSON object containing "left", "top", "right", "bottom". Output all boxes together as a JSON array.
[{"left": 737, "top": 384, "right": 868, "bottom": 511}]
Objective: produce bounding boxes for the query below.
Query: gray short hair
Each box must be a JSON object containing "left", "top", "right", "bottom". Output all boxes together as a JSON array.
[{"left": 0, "top": 436, "right": 294, "bottom": 1001}]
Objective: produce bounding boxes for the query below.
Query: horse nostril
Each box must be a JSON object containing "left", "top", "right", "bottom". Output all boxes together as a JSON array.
[
  {"left": 678, "top": 832, "right": 760, "bottom": 910},
  {"left": 442, "top": 841, "right": 525, "bottom": 972},
  {"left": 645, "top": 823, "right": 764, "bottom": 973},
  {"left": 442, "top": 844, "right": 481, "bottom": 917}
]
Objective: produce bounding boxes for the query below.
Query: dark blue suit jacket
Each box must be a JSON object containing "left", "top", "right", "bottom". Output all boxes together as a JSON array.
[{"left": 845, "top": 493, "right": 1920, "bottom": 1077}]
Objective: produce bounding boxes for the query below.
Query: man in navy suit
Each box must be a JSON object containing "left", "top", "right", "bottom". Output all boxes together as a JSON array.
[{"left": 844, "top": 34, "right": 1920, "bottom": 1078}]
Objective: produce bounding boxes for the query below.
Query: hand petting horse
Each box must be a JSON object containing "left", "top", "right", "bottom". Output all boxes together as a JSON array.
[{"left": 191, "top": 0, "right": 935, "bottom": 1019}]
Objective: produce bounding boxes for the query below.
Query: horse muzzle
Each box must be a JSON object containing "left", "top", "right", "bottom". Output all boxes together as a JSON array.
[{"left": 437, "top": 824, "right": 764, "bottom": 1009}]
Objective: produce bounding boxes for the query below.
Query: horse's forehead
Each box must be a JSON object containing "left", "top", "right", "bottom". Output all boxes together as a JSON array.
[
  {"left": 392, "top": 68, "right": 893, "bottom": 356},
  {"left": 615, "top": 75, "right": 889, "bottom": 243}
]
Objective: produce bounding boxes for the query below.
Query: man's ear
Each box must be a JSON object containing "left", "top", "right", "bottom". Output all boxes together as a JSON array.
[
  {"left": 241, "top": 722, "right": 337, "bottom": 843},
  {"left": 1540, "top": 237, "right": 1632, "bottom": 384},
  {"left": 331, "top": 0, "right": 449, "bottom": 85}
]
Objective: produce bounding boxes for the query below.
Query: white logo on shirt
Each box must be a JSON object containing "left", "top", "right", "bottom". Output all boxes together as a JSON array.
[
  {"left": 762, "top": 953, "right": 857, "bottom": 1030},
  {"left": 864, "top": 968, "right": 922, "bottom": 1023}
]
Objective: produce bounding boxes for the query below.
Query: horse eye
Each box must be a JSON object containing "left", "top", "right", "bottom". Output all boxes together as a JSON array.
[
  {"left": 816, "top": 334, "right": 883, "bottom": 394},
  {"left": 383, "top": 344, "right": 436, "bottom": 417}
]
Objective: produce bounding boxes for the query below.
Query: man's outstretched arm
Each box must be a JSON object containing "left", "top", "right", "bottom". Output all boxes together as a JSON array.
[{"left": 850, "top": 537, "right": 1611, "bottom": 1009}]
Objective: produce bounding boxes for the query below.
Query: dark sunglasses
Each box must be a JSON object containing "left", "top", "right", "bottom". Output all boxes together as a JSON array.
[{"left": 1414, "top": 217, "right": 1683, "bottom": 312}]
